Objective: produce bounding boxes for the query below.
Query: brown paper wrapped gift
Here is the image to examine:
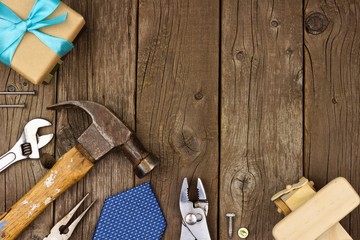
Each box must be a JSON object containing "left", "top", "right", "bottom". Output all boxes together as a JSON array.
[{"left": 1, "top": 0, "right": 85, "bottom": 84}]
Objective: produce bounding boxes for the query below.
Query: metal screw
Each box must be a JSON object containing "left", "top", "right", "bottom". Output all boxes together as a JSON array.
[
  {"left": 226, "top": 213, "right": 235, "bottom": 238},
  {"left": 238, "top": 227, "right": 249, "bottom": 239}
]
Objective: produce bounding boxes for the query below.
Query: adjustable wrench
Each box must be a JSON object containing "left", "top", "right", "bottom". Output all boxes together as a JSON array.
[{"left": 0, "top": 118, "right": 53, "bottom": 172}]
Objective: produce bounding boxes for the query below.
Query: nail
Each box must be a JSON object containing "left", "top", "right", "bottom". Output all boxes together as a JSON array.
[
  {"left": 0, "top": 91, "right": 36, "bottom": 95},
  {"left": 0, "top": 104, "right": 26, "bottom": 108},
  {"left": 226, "top": 213, "right": 235, "bottom": 238}
]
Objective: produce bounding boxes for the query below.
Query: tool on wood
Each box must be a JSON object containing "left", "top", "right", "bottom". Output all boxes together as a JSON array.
[
  {"left": 0, "top": 104, "right": 26, "bottom": 108},
  {"left": 238, "top": 228, "right": 249, "bottom": 239},
  {"left": 0, "top": 91, "right": 36, "bottom": 108},
  {"left": 93, "top": 183, "right": 166, "bottom": 240},
  {"left": 271, "top": 177, "right": 360, "bottom": 240},
  {"left": 0, "top": 91, "right": 36, "bottom": 95},
  {"left": 0, "top": 100, "right": 159, "bottom": 240},
  {"left": 0, "top": 118, "right": 53, "bottom": 172},
  {"left": 43, "top": 193, "right": 95, "bottom": 240},
  {"left": 225, "top": 213, "right": 235, "bottom": 238},
  {"left": 180, "top": 178, "right": 211, "bottom": 240}
]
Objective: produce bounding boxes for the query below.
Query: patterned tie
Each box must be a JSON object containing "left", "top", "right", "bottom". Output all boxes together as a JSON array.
[{"left": 93, "top": 182, "right": 167, "bottom": 240}]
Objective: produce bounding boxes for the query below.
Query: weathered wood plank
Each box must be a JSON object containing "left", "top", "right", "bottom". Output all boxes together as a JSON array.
[
  {"left": 220, "top": 0, "right": 303, "bottom": 239},
  {"left": 0, "top": 70, "right": 56, "bottom": 238},
  {"left": 304, "top": 0, "right": 360, "bottom": 237},
  {"left": 54, "top": 0, "right": 137, "bottom": 239},
  {"left": 137, "top": 0, "right": 219, "bottom": 238}
]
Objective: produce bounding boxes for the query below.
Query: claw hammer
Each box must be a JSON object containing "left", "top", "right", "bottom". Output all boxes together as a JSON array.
[{"left": 0, "top": 101, "right": 159, "bottom": 240}]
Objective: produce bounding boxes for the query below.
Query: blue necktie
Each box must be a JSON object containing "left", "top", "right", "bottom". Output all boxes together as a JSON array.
[{"left": 93, "top": 182, "right": 167, "bottom": 240}]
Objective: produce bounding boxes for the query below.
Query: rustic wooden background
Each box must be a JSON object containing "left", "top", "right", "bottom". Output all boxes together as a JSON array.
[{"left": 0, "top": 0, "right": 359, "bottom": 239}]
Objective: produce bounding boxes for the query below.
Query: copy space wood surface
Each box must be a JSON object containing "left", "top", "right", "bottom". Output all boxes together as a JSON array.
[
  {"left": 0, "top": 0, "right": 359, "bottom": 240},
  {"left": 220, "top": 0, "right": 303, "bottom": 239},
  {"left": 136, "top": 0, "right": 219, "bottom": 239},
  {"left": 304, "top": 0, "right": 360, "bottom": 237}
]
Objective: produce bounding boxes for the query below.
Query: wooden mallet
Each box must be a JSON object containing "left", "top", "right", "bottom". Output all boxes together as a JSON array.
[{"left": 272, "top": 177, "right": 360, "bottom": 240}]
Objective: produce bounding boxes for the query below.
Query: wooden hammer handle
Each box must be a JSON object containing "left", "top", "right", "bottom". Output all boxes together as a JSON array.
[{"left": 0, "top": 145, "right": 94, "bottom": 240}]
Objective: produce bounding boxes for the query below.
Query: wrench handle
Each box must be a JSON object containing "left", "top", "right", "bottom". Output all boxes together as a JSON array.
[
  {"left": 0, "top": 153, "right": 16, "bottom": 172},
  {"left": 0, "top": 145, "right": 94, "bottom": 240}
]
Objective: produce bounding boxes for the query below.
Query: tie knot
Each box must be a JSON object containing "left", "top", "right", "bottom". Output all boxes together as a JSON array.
[{"left": 15, "top": 19, "right": 32, "bottom": 32}]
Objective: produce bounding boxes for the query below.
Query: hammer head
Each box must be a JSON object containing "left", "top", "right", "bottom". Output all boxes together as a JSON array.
[{"left": 48, "top": 101, "right": 158, "bottom": 178}]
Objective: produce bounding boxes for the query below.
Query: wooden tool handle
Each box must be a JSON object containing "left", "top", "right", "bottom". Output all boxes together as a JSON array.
[
  {"left": 273, "top": 177, "right": 360, "bottom": 240},
  {"left": 0, "top": 145, "right": 94, "bottom": 240}
]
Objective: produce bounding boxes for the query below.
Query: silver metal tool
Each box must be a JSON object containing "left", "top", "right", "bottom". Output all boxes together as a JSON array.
[
  {"left": 43, "top": 193, "right": 95, "bottom": 240},
  {"left": 0, "top": 118, "right": 53, "bottom": 172},
  {"left": 0, "top": 104, "right": 26, "bottom": 108},
  {"left": 0, "top": 91, "right": 36, "bottom": 95},
  {"left": 180, "top": 178, "right": 211, "bottom": 240}
]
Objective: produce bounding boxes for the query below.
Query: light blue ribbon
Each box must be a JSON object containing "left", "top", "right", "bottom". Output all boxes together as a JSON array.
[{"left": 0, "top": 0, "right": 73, "bottom": 66}]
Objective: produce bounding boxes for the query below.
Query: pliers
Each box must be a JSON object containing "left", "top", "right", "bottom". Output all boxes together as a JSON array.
[
  {"left": 179, "top": 178, "right": 211, "bottom": 240},
  {"left": 43, "top": 193, "right": 95, "bottom": 240}
]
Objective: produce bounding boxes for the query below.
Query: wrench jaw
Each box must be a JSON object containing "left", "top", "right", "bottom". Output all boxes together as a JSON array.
[
  {"left": 0, "top": 119, "right": 53, "bottom": 172},
  {"left": 37, "top": 134, "right": 54, "bottom": 150},
  {"left": 24, "top": 118, "right": 53, "bottom": 159}
]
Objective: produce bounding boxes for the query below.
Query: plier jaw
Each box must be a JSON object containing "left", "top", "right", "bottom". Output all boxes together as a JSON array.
[
  {"left": 179, "top": 178, "right": 211, "bottom": 240},
  {"left": 43, "top": 193, "right": 95, "bottom": 240}
]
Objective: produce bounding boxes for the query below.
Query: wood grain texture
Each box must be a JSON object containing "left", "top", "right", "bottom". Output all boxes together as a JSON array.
[
  {"left": 304, "top": 0, "right": 360, "bottom": 237},
  {"left": 136, "top": 0, "right": 219, "bottom": 238},
  {"left": 54, "top": 0, "right": 137, "bottom": 239},
  {"left": 220, "top": 0, "right": 303, "bottom": 239},
  {"left": 2, "top": 0, "right": 360, "bottom": 239},
  {"left": 0, "top": 67, "right": 56, "bottom": 238}
]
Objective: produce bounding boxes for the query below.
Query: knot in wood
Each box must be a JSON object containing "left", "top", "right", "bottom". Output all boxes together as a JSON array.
[
  {"left": 235, "top": 174, "right": 255, "bottom": 193},
  {"left": 40, "top": 153, "right": 56, "bottom": 169},
  {"left": 332, "top": 96, "right": 338, "bottom": 104},
  {"left": 231, "top": 170, "right": 258, "bottom": 205},
  {"left": 236, "top": 51, "right": 245, "bottom": 61},
  {"left": 305, "top": 13, "right": 328, "bottom": 35},
  {"left": 271, "top": 20, "right": 279, "bottom": 27},
  {"left": 172, "top": 127, "right": 201, "bottom": 157},
  {"left": 194, "top": 92, "right": 204, "bottom": 100},
  {"left": 7, "top": 85, "right": 16, "bottom": 92}
]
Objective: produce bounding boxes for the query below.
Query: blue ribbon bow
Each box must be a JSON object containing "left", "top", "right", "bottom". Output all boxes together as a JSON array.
[{"left": 0, "top": 0, "right": 73, "bottom": 66}]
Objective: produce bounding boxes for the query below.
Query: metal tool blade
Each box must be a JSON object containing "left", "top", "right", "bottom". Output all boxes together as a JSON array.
[
  {"left": 197, "top": 178, "right": 207, "bottom": 201},
  {"left": 24, "top": 119, "right": 53, "bottom": 159},
  {"left": 44, "top": 193, "right": 95, "bottom": 240},
  {"left": 180, "top": 178, "right": 190, "bottom": 203},
  {"left": 37, "top": 134, "right": 54, "bottom": 149}
]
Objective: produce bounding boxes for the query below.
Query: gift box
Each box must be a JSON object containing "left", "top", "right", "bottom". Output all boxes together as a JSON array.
[{"left": 0, "top": 0, "right": 85, "bottom": 84}]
